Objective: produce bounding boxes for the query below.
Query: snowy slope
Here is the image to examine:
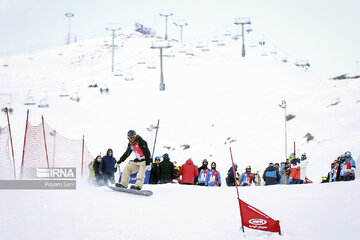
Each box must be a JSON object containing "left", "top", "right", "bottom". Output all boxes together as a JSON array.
[
  {"left": 1, "top": 181, "right": 360, "bottom": 240},
  {"left": 0, "top": 34, "right": 359, "bottom": 180},
  {"left": 1, "top": 32, "right": 360, "bottom": 240}
]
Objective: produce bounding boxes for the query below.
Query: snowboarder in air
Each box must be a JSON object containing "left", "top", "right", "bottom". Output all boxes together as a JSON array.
[{"left": 115, "top": 130, "right": 151, "bottom": 190}]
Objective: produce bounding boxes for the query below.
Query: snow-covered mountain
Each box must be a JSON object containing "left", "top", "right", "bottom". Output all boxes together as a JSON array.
[
  {"left": 0, "top": 33, "right": 359, "bottom": 240},
  {"left": 1, "top": 33, "right": 359, "bottom": 180}
]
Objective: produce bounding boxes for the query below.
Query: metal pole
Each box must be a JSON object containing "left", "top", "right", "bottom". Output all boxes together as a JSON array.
[
  {"left": 160, "top": 48, "right": 164, "bottom": 90},
  {"left": 241, "top": 24, "right": 245, "bottom": 57},
  {"left": 5, "top": 108, "right": 16, "bottom": 179},
  {"left": 165, "top": 16, "right": 168, "bottom": 40},
  {"left": 106, "top": 27, "right": 121, "bottom": 72},
  {"left": 67, "top": 17, "right": 71, "bottom": 44},
  {"left": 111, "top": 30, "right": 115, "bottom": 72},
  {"left": 180, "top": 25, "right": 183, "bottom": 41},
  {"left": 284, "top": 103, "right": 287, "bottom": 160}
]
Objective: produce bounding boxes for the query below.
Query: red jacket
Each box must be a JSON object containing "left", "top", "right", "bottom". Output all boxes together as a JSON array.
[{"left": 180, "top": 159, "right": 199, "bottom": 184}]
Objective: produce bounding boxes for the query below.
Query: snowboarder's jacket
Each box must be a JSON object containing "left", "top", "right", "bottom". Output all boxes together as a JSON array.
[
  {"left": 205, "top": 169, "right": 221, "bottom": 186},
  {"left": 198, "top": 168, "right": 210, "bottom": 185},
  {"left": 263, "top": 165, "right": 280, "bottom": 185},
  {"left": 159, "top": 157, "right": 174, "bottom": 181},
  {"left": 179, "top": 159, "right": 199, "bottom": 184},
  {"left": 118, "top": 135, "right": 151, "bottom": 165},
  {"left": 99, "top": 149, "right": 117, "bottom": 174}
]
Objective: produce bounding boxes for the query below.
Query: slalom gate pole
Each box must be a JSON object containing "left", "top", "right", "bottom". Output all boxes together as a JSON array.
[
  {"left": 229, "top": 147, "right": 245, "bottom": 233},
  {"left": 21, "top": 110, "right": 30, "bottom": 178},
  {"left": 81, "top": 135, "right": 84, "bottom": 178},
  {"left": 5, "top": 108, "right": 16, "bottom": 179},
  {"left": 42, "top": 116, "right": 50, "bottom": 168},
  {"left": 151, "top": 119, "right": 160, "bottom": 158}
]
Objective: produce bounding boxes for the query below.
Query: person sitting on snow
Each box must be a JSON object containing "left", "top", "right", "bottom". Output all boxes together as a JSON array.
[
  {"left": 239, "top": 165, "right": 257, "bottom": 186},
  {"left": 205, "top": 162, "right": 221, "bottom": 187},
  {"left": 197, "top": 159, "right": 210, "bottom": 186},
  {"left": 344, "top": 151, "right": 356, "bottom": 180}
]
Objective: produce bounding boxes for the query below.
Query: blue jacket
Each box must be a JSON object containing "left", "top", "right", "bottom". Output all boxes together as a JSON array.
[
  {"left": 262, "top": 166, "right": 280, "bottom": 185},
  {"left": 205, "top": 169, "right": 221, "bottom": 187},
  {"left": 99, "top": 149, "right": 117, "bottom": 175},
  {"left": 348, "top": 157, "right": 356, "bottom": 174}
]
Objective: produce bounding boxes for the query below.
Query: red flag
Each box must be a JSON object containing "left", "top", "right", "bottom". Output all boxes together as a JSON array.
[{"left": 239, "top": 199, "right": 281, "bottom": 235}]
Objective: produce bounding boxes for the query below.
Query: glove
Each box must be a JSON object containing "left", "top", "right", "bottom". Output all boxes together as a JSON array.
[
  {"left": 145, "top": 165, "right": 151, "bottom": 171},
  {"left": 114, "top": 162, "right": 119, "bottom": 168},
  {"left": 289, "top": 177, "right": 293, "bottom": 182}
]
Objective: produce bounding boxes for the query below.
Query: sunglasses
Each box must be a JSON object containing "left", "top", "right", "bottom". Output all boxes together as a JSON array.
[{"left": 128, "top": 135, "right": 137, "bottom": 140}]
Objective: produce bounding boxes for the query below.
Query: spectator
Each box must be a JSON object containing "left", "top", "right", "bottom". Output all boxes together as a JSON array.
[
  {"left": 197, "top": 159, "right": 209, "bottom": 185},
  {"left": 263, "top": 163, "right": 280, "bottom": 186},
  {"left": 289, "top": 158, "right": 301, "bottom": 184},
  {"left": 205, "top": 162, "right": 221, "bottom": 187},
  {"left": 275, "top": 163, "right": 280, "bottom": 183},
  {"left": 93, "top": 155, "right": 103, "bottom": 185},
  {"left": 239, "top": 165, "right": 256, "bottom": 186},
  {"left": 149, "top": 156, "right": 161, "bottom": 184},
  {"left": 99, "top": 149, "right": 117, "bottom": 185},
  {"left": 340, "top": 153, "right": 352, "bottom": 181},
  {"left": 300, "top": 153, "right": 309, "bottom": 183},
  {"left": 279, "top": 160, "right": 291, "bottom": 184},
  {"left": 172, "top": 161, "right": 180, "bottom": 183},
  {"left": 159, "top": 153, "right": 174, "bottom": 184},
  {"left": 226, "top": 163, "right": 239, "bottom": 186},
  {"left": 179, "top": 158, "right": 199, "bottom": 185},
  {"left": 344, "top": 151, "right": 356, "bottom": 180}
]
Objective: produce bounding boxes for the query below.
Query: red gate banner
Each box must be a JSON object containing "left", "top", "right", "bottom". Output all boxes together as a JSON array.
[{"left": 239, "top": 198, "right": 281, "bottom": 235}]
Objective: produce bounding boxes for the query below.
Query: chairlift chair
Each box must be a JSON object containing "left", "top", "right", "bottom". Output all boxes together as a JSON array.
[
  {"left": 59, "top": 84, "right": 70, "bottom": 97},
  {"left": 24, "top": 91, "right": 36, "bottom": 105}
]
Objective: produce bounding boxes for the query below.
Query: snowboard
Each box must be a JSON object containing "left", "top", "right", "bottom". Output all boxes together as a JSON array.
[{"left": 107, "top": 185, "right": 153, "bottom": 196}]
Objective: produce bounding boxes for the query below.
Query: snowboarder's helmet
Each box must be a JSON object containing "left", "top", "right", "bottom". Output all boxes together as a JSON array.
[
  {"left": 234, "top": 163, "right": 238, "bottom": 168},
  {"left": 345, "top": 151, "right": 351, "bottom": 158},
  {"left": 246, "top": 165, "right": 251, "bottom": 170},
  {"left": 301, "top": 153, "right": 307, "bottom": 160},
  {"left": 155, "top": 156, "right": 161, "bottom": 161},
  {"left": 202, "top": 159, "right": 208, "bottom": 164},
  {"left": 127, "top": 130, "right": 136, "bottom": 137}
]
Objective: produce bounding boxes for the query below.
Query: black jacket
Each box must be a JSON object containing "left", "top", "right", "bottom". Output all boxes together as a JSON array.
[
  {"left": 93, "top": 161, "right": 101, "bottom": 176},
  {"left": 159, "top": 159, "right": 174, "bottom": 181},
  {"left": 149, "top": 163, "right": 160, "bottom": 184},
  {"left": 118, "top": 135, "right": 151, "bottom": 165},
  {"left": 262, "top": 166, "right": 281, "bottom": 185}
]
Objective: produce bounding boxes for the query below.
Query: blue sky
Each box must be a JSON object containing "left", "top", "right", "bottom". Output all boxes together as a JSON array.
[{"left": 0, "top": 0, "right": 359, "bottom": 77}]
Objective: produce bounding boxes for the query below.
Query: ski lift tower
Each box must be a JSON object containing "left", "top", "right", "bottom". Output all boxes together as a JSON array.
[
  {"left": 151, "top": 40, "right": 172, "bottom": 91},
  {"left": 173, "top": 20, "right": 188, "bottom": 41},
  {"left": 65, "top": 13, "right": 74, "bottom": 45},
  {"left": 278, "top": 100, "right": 288, "bottom": 161},
  {"left": 234, "top": 17, "right": 251, "bottom": 57},
  {"left": 106, "top": 26, "right": 121, "bottom": 72},
  {"left": 160, "top": 10, "right": 173, "bottom": 40}
]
